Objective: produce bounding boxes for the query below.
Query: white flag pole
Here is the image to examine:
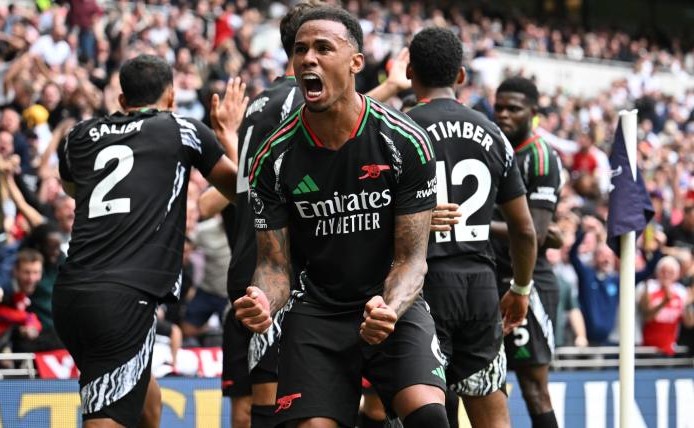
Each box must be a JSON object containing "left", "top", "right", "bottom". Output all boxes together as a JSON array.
[{"left": 618, "top": 109, "right": 638, "bottom": 428}]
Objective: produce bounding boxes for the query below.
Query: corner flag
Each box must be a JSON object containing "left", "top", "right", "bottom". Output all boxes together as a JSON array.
[
  {"left": 607, "top": 110, "right": 654, "bottom": 428},
  {"left": 606, "top": 114, "right": 654, "bottom": 254}
]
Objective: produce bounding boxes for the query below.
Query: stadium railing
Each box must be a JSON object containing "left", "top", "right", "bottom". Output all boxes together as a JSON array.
[
  {"left": 552, "top": 345, "right": 694, "bottom": 370},
  {"left": 0, "top": 352, "right": 36, "bottom": 379}
]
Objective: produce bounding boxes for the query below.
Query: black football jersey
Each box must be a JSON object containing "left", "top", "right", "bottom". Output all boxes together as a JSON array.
[
  {"left": 227, "top": 76, "right": 302, "bottom": 295},
  {"left": 57, "top": 110, "right": 224, "bottom": 299},
  {"left": 249, "top": 95, "right": 437, "bottom": 309},
  {"left": 492, "top": 134, "right": 563, "bottom": 281},
  {"left": 407, "top": 98, "right": 526, "bottom": 269}
]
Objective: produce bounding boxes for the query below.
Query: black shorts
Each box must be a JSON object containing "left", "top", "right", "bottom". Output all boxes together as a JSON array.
[
  {"left": 424, "top": 263, "right": 505, "bottom": 396},
  {"left": 52, "top": 284, "right": 157, "bottom": 427},
  {"left": 499, "top": 275, "right": 558, "bottom": 368},
  {"left": 273, "top": 295, "right": 446, "bottom": 427},
  {"left": 222, "top": 308, "right": 279, "bottom": 397}
]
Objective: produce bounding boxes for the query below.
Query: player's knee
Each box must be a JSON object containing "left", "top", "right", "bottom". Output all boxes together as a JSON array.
[
  {"left": 362, "top": 393, "right": 387, "bottom": 421},
  {"left": 233, "top": 412, "right": 251, "bottom": 428},
  {"left": 402, "top": 403, "right": 449, "bottom": 428},
  {"left": 519, "top": 379, "right": 551, "bottom": 412},
  {"left": 251, "top": 404, "right": 276, "bottom": 428},
  {"left": 232, "top": 403, "right": 251, "bottom": 428}
]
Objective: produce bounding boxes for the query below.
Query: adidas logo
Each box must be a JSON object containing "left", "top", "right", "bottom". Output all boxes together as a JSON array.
[
  {"left": 292, "top": 174, "right": 319, "bottom": 195},
  {"left": 514, "top": 346, "right": 531, "bottom": 360},
  {"left": 431, "top": 366, "right": 446, "bottom": 382}
]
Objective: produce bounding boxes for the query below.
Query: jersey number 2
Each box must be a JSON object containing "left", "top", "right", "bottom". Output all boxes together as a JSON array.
[
  {"left": 435, "top": 159, "right": 491, "bottom": 243},
  {"left": 89, "top": 145, "right": 133, "bottom": 218}
]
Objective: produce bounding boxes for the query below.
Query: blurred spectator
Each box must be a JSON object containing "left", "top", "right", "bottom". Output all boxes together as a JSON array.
[
  {"left": 548, "top": 247, "right": 589, "bottom": 347},
  {"left": 29, "top": 20, "right": 72, "bottom": 68},
  {"left": 0, "top": 108, "right": 30, "bottom": 172},
  {"left": 569, "top": 216, "right": 661, "bottom": 344},
  {"left": 0, "top": 248, "right": 43, "bottom": 351},
  {"left": 571, "top": 129, "right": 598, "bottom": 176},
  {"left": 15, "top": 223, "right": 64, "bottom": 352},
  {"left": 667, "top": 204, "right": 694, "bottom": 252},
  {"left": 66, "top": 0, "right": 102, "bottom": 63},
  {"left": 180, "top": 214, "right": 230, "bottom": 346},
  {"left": 637, "top": 256, "right": 694, "bottom": 355},
  {"left": 52, "top": 194, "right": 74, "bottom": 255}
]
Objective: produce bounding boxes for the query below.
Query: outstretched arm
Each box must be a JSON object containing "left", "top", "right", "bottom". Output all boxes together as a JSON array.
[
  {"left": 207, "top": 77, "right": 249, "bottom": 202},
  {"left": 361, "top": 210, "right": 431, "bottom": 345},
  {"left": 211, "top": 77, "right": 248, "bottom": 164},
  {"left": 234, "top": 228, "right": 292, "bottom": 333}
]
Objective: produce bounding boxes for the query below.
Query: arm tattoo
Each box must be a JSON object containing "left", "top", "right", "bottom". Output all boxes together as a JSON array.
[
  {"left": 383, "top": 210, "right": 432, "bottom": 318},
  {"left": 252, "top": 228, "right": 292, "bottom": 314}
]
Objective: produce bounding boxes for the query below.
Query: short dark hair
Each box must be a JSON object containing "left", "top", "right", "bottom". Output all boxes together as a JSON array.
[
  {"left": 409, "top": 27, "right": 462, "bottom": 88},
  {"left": 280, "top": 1, "right": 325, "bottom": 58},
  {"left": 119, "top": 54, "right": 173, "bottom": 107},
  {"left": 297, "top": 6, "right": 363, "bottom": 53},
  {"left": 496, "top": 76, "right": 539, "bottom": 106}
]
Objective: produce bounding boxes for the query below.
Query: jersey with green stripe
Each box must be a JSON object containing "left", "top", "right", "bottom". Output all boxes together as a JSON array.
[
  {"left": 249, "top": 95, "right": 436, "bottom": 309},
  {"left": 493, "top": 134, "right": 563, "bottom": 281},
  {"left": 407, "top": 98, "right": 526, "bottom": 269}
]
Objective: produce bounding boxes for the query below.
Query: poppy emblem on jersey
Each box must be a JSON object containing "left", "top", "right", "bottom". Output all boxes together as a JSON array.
[
  {"left": 359, "top": 164, "right": 391, "bottom": 180},
  {"left": 249, "top": 189, "right": 264, "bottom": 215},
  {"left": 275, "top": 393, "right": 302, "bottom": 413}
]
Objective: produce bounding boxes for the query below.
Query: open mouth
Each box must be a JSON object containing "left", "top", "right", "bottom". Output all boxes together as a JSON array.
[{"left": 302, "top": 73, "right": 323, "bottom": 101}]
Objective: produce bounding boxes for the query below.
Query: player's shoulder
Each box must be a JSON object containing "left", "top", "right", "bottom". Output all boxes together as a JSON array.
[
  {"left": 254, "top": 104, "right": 303, "bottom": 153},
  {"left": 527, "top": 135, "right": 562, "bottom": 176},
  {"left": 268, "top": 75, "right": 299, "bottom": 94},
  {"left": 366, "top": 96, "right": 428, "bottom": 141},
  {"left": 168, "top": 112, "right": 208, "bottom": 130},
  {"left": 63, "top": 117, "right": 94, "bottom": 143}
]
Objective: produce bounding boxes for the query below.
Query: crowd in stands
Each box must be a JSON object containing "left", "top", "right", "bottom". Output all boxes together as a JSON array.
[{"left": 0, "top": 0, "right": 692, "bottom": 369}]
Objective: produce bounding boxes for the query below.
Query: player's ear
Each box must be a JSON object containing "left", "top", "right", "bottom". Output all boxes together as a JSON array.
[
  {"left": 405, "top": 63, "right": 413, "bottom": 80},
  {"left": 118, "top": 94, "right": 127, "bottom": 110},
  {"left": 456, "top": 67, "right": 466, "bottom": 85},
  {"left": 164, "top": 85, "right": 175, "bottom": 110},
  {"left": 351, "top": 52, "right": 365, "bottom": 74},
  {"left": 530, "top": 103, "right": 538, "bottom": 117}
]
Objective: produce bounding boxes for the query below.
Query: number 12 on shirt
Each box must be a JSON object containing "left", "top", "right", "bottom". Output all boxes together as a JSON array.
[{"left": 435, "top": 159, "right": 491, "bottom": 243}]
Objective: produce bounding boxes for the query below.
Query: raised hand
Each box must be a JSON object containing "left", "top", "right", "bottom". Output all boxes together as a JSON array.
[
  {"left": 385, "top": 47, "right": 412, "bottom": 92},
  {"left": 211, "top": 76, "right": 249, "bottom": 134}
]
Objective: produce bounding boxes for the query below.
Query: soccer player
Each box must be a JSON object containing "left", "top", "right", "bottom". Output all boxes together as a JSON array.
[
  {"left": 53, "top": 54, "right": 247, "bottom": 428},
  {"left": 491, "top": 76, "right": 563, "bottom": 428},
  {"left": 216, "top": 2, "right": 320, "bottom": 427},
  {"left": 406, "top": 28, "right": 537, "bottom": 428},
  {"left": 196, "top": 3, "right": 413, "bottom": 427},
  {"left": 234, "top": 6, "right": 449, "bottom": 428}
]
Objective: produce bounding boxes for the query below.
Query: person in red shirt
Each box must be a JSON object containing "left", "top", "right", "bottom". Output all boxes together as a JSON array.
[
  {"left": 638, "top": 256, "right": 694, "bottom": 355},
  {"left": 0, "top": 249, "right": 44, "bottom": 349},
  {"left": 570, "top": 129, "right": 598, "bottom": 176}
]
